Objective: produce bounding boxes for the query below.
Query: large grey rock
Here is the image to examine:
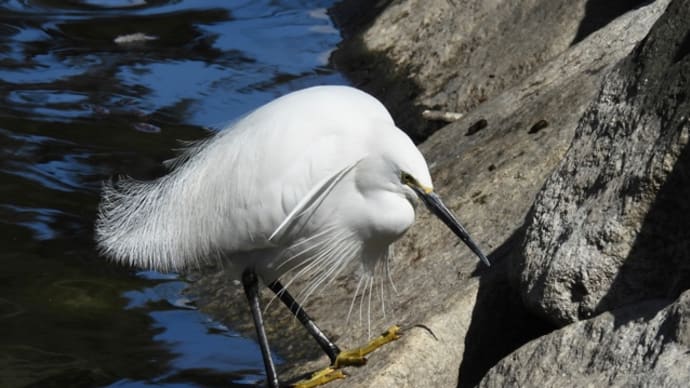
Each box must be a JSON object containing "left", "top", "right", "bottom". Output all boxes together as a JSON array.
[
  {"left": 519, "top": 0, "right": 690, "bottom": 327},
  {"left": 332, "top": 0, "right": 654, "bottom": 140},
  {"left": 187, "top": 1, "right": 671, "bottom": 387},
  {"left": 480, "top": 290, "right": 690, "bottom": 387}
]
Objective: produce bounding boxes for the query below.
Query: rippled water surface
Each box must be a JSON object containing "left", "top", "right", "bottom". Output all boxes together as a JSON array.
[{"left": 0, "top": 1, "right": 346, "bottom": 386}]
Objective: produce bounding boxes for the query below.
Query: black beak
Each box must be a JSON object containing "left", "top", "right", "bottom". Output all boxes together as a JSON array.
[{"left": 413, "top": 187, "right": 491, "bottom": 267}]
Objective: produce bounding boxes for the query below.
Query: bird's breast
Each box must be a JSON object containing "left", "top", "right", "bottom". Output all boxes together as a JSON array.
[{"left": 353, "top": 190, "right": 415, "bottom": 245}]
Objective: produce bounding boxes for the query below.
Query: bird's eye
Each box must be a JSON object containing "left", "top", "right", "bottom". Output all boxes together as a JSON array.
[{"left": 400, "top": 172, "right": 414, "bottom": 185}]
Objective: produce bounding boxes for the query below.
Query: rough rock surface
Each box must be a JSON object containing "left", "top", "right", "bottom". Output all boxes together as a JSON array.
[
  {"left": 518, "top": 0, "right": 690, "bottom": 327},
  {"left": 332, "top": 0, "right": 655, "bottom": 140},
  {"left": 480, "top": 290, "right": 690, "bottom": 388},
  {"left": 187, "top": 1, "right": 675, "bottom": 387},
  {"left": 477, "top": 0, "right": 690, "bottom": 385}
]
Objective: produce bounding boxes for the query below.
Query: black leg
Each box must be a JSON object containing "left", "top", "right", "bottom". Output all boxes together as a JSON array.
[
  {"left": 242, "top": 269, "right": 280, "bottom": 388},
  {"left": 268, "top": 280, "right": 341, "bottom": 364}
]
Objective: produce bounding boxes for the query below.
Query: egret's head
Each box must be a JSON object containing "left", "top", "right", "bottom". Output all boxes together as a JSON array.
[
  {"left": 397, "top": 162, "right": 491, "bottom": 268},
  {"left": 370, "top": 123, "right": 490, "bottom": 267}
]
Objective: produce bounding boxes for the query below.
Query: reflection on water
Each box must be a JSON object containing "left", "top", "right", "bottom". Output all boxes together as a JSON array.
[{"left": 0, "top": 0, "right": 346, "bottom": 386}]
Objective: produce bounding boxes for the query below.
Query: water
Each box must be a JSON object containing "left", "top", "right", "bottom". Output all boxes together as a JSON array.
[{"left": 0, "top": 1, "right": 347, "bottom": 386}]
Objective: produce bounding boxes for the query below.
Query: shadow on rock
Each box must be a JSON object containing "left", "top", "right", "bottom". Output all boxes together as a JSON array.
[
  {"left": 331, "top": 37, "right": 443, "bottom": 143},
  {"left": 329, "top": 0, "right": 393, "bottom": 39},
  {"left": 599, "top": 140, "right": 690, "bottom": 327},
  {"left": 457, "top": 224, "right": 555, "bottom": 388},
  {"left": 596, "top": 6, "right": 690, "bottom": 323},
  {"left": 571, "top": 0, "right": 653, "bottom": 45}
]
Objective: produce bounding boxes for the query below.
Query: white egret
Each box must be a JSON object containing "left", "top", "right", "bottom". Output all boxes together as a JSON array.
[{"left": 95, "top": 85, "right": 490, "bottom": 388}]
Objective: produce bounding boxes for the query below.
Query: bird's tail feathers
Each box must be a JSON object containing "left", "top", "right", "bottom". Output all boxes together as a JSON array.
[{"left": 95, "top": 175, "right": 215, "bottom": 272}]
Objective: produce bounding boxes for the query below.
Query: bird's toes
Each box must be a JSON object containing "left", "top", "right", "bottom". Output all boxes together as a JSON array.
[
  {"left": 333, "top": 325, "right": 401, "bottom": 368},
  {"left": 291, "top": 367, "right": 346, "bottom": 388}
]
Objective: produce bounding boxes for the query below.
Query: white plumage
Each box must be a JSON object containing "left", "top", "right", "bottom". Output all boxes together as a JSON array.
[{"left": 96, "top": 85, "right": 432, "bottom": 284}]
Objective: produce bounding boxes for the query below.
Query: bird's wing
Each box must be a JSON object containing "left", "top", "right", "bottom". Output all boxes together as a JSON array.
[{"left": 268, "top": 160, "right": 360, "bottom": 245}]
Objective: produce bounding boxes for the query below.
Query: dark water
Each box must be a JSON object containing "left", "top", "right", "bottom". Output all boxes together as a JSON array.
[{"left": 0, "top": 1, "right": 347, "bottom": 386}]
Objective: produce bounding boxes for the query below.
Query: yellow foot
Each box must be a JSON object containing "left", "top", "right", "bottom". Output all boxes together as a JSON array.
[
  {"left": 291, "top": 326, "right": 402, "bottom": 388},
  {"left": 334, "top": 325, "right": 402, "bottom": 368},
  {"left": 291, "top": 367, "right": 346, "bottom": 388}
]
